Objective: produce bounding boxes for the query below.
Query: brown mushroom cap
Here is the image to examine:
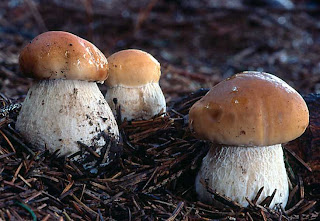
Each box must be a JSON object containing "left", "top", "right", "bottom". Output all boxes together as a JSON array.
[
  {"left": 189, "top": 71, "right": 309, "bottom": 146},
  {"left": 105, "top": 49, "right": 161, "bottom": 87},
  {"left": 19, "top": 31, "right": 108, "bottom": 81}
]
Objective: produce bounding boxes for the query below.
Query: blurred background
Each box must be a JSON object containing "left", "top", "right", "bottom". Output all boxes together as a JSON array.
[{"left": 1, "top": 0, "right": 320, "bottom": 101}]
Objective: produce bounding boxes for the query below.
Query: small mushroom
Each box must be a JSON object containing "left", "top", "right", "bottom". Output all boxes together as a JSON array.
[
  {"left": 16, "top": 31, "right": 119, "bottom": 157},
  {"left": 105, "top": 49, "right": 166, "bottom": 121},
  {"left": 189, "top": 71, "right": 309, "bottom": 208}
]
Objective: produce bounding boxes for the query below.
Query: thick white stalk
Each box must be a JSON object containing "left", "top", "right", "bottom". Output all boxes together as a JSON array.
[
  {"left": 195, "top": 144, "right": 289, "bottom": 208},
  {"left": 16, "top": 79, "right": 119, "bottom": 157},
  {"left": 105, "top": 82, "right": 166, "bottom": 121}
]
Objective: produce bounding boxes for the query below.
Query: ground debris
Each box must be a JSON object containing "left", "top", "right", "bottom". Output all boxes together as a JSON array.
[
  {"left": 0, "top": 90, "right": 318, "bottom": 220},
  {"left": 0, "top": 0, "right": 320, "bottom": 219}
]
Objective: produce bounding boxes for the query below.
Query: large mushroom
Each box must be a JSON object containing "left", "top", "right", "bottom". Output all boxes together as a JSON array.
[
  {"left": 16, "top": 31, "right": 119, "bottom": 157},
  {"left": 105, "top": 49, "right": 166, "bottom": 121},
  {"left": 189, "top": 71, "right": 309, "bottom": 208}
]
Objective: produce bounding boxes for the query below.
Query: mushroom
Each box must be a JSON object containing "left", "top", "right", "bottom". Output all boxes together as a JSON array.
[
  {"left": 105, "top": 49, "right": 166, "bottom": 121},
  {"left": 189, "top": 71, "right": 309, "bottom": 208},
  {"left": 16, "top": 31, "right": 119, "bottom": 157}
]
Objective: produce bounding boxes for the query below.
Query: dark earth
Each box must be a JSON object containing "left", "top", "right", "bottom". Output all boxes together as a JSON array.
[{"left": 0, "top": 0, "right": 319, "bottom": 220}]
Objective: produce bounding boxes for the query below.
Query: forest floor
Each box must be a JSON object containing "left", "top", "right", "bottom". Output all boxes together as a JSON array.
[{"left": 0, "top": 0, "right": 319, "bottom": 220}]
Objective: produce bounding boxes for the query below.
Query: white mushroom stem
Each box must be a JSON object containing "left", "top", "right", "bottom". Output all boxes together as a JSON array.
[
  {"left": 16, "top": 79, "right": 119, "bottom": 157},
  {"left": 105, "top": 82, "right": 166, "bottom": 121},
  {"left": 195, "top": 144, "right": 289, "bottom": 208}
]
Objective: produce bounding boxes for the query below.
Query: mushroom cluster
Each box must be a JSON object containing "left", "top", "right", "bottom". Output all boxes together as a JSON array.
[
  {"left": 16, "top": 31, "right": 119, "bottom": 157},
  {"left": 105, "top": 49, "right": 166, "bottom": 121},
  {"left": 189, "top": 71, "right": 309, "bottom": 208},
  {"left": 16, "top": 31, "right": 309, "bottom": 210}
]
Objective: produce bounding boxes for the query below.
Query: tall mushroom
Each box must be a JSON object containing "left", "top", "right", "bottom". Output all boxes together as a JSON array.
[
  {"left": 189, "top": 71, "right": 309, "bottom": 208},
  {"left": 105, "top": 49, "right": 166, "bottom": 121},
  {"left": 16, "top": 31, "right": 119, "bottom": 157}
]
